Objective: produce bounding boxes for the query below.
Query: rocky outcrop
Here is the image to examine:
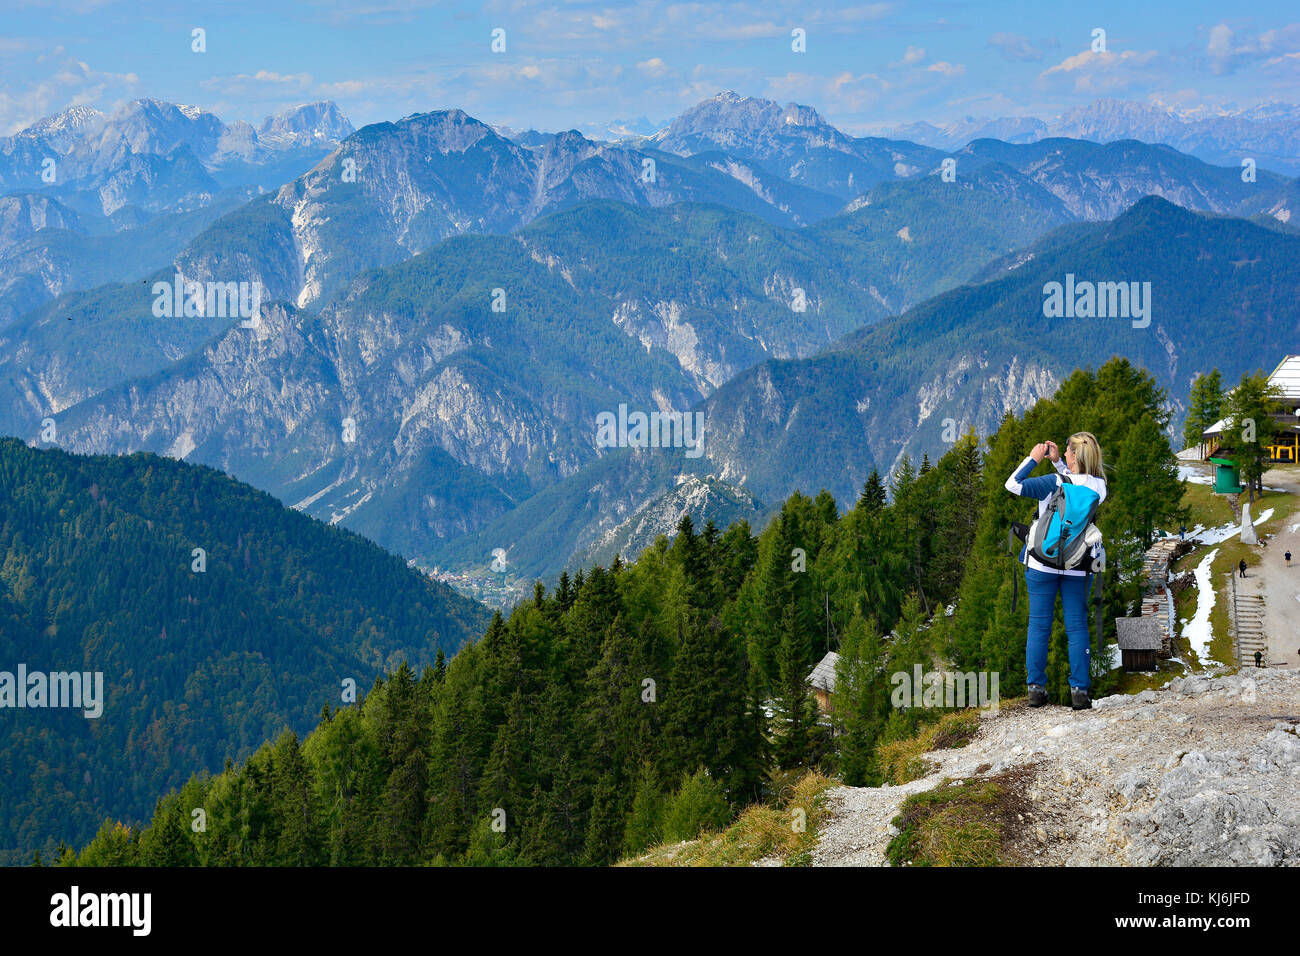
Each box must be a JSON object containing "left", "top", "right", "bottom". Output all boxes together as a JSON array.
[{"left": 814, "top": 670, "right": 1300, "bottom": 866}]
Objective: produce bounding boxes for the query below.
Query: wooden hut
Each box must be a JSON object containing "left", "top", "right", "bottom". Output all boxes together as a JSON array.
[
  {"left": 806, "top": 651, "right": 840, "bottom": 714},
  {"left": 1201, "top": 355, "right": 1300, "bottom": 464},
  {"left": 1115, "top": 618, "right": 1163, "bottom": 672}
]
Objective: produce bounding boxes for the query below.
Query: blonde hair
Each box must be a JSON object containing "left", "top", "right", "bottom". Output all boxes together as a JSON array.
[{"left": 1068, "top": 431, "right": 1105, "bottom": 478}]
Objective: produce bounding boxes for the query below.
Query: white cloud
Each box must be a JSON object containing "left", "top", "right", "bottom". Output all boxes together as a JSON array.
[
  {"left": 1206, "top": 22, "right": 1300, "bottom": 75},
  {"left": 1039, "top": 48, "right": 1160, "bottom": 93},
  {"left": 637, "top": 57, "right": 669, "bottom": 77},
  {"left": 1263, "top": 50, "right": 1300, "bottom": 75},
  {"left": 988, "top": 32, "right": 1044, "bottom": 62},
  {"left": 0, "top": 54, "right": 137, "bottom": 134},
  {"left": 200, "top": 72, "right": 316, "bottom": 97},
  {"left": 926, "top": 61, "right": 964, "bottom": 76}
]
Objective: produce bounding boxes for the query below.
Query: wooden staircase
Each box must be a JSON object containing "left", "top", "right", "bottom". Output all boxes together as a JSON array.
[
  {"left": 1236, "top": 594, "right": 1269, "bottom": 666},
  {"left": 1227, "top": 569, "right": 1270, "bottom": 667}
]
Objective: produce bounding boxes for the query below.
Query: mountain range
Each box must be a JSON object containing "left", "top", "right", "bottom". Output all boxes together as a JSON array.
[
  {"left": 883, "top": 98, "right": 1300, "bottom": 175},
  {"left": 3, "top": 91, "right": 1299, "bottom": 584},
  {"left": 0, "top": 99, "right": 353, "bottom": 324}
]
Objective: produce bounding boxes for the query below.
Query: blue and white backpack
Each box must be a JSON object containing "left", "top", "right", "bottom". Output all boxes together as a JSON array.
[{"left": 1026, "top": 477, "right": 1103, "bottom": 572}]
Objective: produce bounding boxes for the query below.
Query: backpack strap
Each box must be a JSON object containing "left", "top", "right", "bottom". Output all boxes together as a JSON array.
[
  {"left": 1008, "top": 526, "right": 1019, "bottom": 612},
  {"left": 1096, "top": 570, "right": 1104, "bottom": 661},
  {"left": 1090, "top": 552, "right": 1106, "bottom": 669}
]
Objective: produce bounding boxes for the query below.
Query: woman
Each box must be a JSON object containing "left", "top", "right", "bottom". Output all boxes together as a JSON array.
[{"left": 1004, "top": 432, "right": 1106, "bottom": 710}]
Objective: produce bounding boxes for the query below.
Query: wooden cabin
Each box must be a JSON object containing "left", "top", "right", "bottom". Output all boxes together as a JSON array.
[
  {"left": 806, "top": 651, "right": 840, "bottom": 714},
  {"left": 1202, "top": 355, "right": 1300, "bottom": 464},
  {"left": 1115, "top": 618, "right": 1163, "bottom": 672},
  {"left": 1267, "top": 355, "right": 1300, "bottom": 462}
]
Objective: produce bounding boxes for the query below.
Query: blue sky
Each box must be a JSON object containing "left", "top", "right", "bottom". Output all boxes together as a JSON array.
[{"left": 2, "top": 0, "right": 1298, "bottom": 135}]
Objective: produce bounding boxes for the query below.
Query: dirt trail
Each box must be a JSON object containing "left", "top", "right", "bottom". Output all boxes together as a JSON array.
[{"left": 1241, "top": 466, "right": 1300, "bottom": 667}]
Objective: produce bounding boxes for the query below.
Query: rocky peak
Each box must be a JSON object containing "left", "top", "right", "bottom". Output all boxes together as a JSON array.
[
  {"left": 21, "top": 105, "right": 106, "bottom": 150},
  {"left": 258, "top": 101, "right": 354, "bottom": 147}
]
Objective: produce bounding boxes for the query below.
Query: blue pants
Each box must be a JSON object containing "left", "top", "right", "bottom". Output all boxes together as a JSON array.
[{"left": 1025, "top": 567, "right": 1091, "bottom": 690}]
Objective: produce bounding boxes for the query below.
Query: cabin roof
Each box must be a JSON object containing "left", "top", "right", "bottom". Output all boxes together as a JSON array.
[
  {"left": 806, "top": 651, "right": 841, "bottom": 692},
  {"left": 1267, "top": 355, "right": 1300, "bottom": 402},
  {"left": 1115, "top": 617, "right": 1163, "bottom": 650}
]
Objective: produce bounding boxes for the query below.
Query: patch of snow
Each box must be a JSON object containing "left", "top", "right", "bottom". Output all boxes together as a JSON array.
[
  {"left": 1186, "top": 509, "right": 1274, "bottom": 545},
  {"left": 1182, "top": 548, "right": 1219, "bottom": 664},
  {"left": 1177, "top": 464, "right": 1212, "bottom": 484}
]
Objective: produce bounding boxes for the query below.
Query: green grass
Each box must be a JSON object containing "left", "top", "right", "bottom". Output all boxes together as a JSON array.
[
  {"left": 886, "top": 766, "right": 1035, "bottom": 867},
  {"left": 1113, "top": 667, "right": 1182, "bottom": 693},
  {"left": 876, "top": 710, "right": 985, "bottom": 786},
  {"left": 1181, "top": 480, "right": 1235, "bottom": 529},
  {"left": 620, "top": 771, "right": 838, "bottom": 867}
]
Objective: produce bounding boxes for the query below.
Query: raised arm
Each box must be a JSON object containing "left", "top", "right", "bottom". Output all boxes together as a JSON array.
[{"left": 1005, "top": 450, "right": 1061, "bottom": 500}]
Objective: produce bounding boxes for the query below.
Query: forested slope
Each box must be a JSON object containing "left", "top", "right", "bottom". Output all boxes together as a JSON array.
[{"left": 0, "top": 439, "right": 490, "bottom": 864}]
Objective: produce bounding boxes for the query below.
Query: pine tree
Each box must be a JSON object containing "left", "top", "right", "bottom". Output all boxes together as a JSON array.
[
  {"left": 478, "top": 690, "right": 532, "bottom": 828},
  {"left": 463, "top": 812, "right": 518, "bottom": 866},
  {"left": 580, "top": 772, "right": 627, "bottom": 865},
  {"left": 1225, "top": 371, "right": 1283, "bottom": 502},
  {"left": 1110, "top": 414, "right": 1187, "bottom": 569},
  {"left": 890, "top": 456, "right": 931, "bottom": 613},
  {"left": 1183, "top": 369, "right": 1224, "bottom": 450},
  {"left": 79, "top": 820, "right": 139, "bottom": 866},
  {"left": 661, "top": 612, "right": 762, "bottom": 802},
  {"left": 662, "top": 768, "right": 732, "bottom": 842},
  {"left": 771, "top": 599, "right": 819, "bottom": 770},
  {"left": 425, "top": 657, "right": 493, "bottom": 859},
  {"left": 460, "top": 816, "right": 514, "bottom": 868},
  {"left": 833, "top": 613, "right": 887, "bottom": 786},
  {"left": 140, "top": 804, "right": 197, "bottom": 866},
  {"left": 671, "top": 513, "right": 709, "bottom": 609},
  {"left": 622, "top": 760, "right": 665, "bottom": 856},
  {"left": 927, "top": 430, "right": 983, "bottom": 601},
  {"left": 268, "top": 731, "right": 323, "bottom": 866},
  {"left": 858, "top": 470, "right": 887, "bottom": 513}
]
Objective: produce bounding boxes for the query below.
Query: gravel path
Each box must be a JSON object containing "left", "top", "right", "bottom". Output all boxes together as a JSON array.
[
  {"left": 813, "top": 670, "right": 1300, "bottom": 866},
  {"left": 1240, "top": 467, "right": 1300, "bottom": 667}
]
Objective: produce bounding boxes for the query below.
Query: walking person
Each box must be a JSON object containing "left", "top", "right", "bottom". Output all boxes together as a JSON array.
[
  {"left": 1254, "top": 650, "right": 1263, "bottom": 668},
  {"left": 1287, "top": 550, "right": 1292, "bottom": 567},
  {"left": 1006, "top": 432, "right": 1106, "bottom": 711},
  {"left": 1239, "top": 559, "right": 1248, "bottom": 578}
]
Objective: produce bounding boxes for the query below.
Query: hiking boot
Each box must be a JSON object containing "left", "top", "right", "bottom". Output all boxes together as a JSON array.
[
  {"left": 1070, "top": 687, "right": 1092, "bottom": 710},
  {"left": 1028, "top": 684, "right": 1048, "bottom": 707}
]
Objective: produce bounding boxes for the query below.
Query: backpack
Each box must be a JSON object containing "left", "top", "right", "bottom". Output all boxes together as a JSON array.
[{"left": 1027, "top": 477, "right": 1102, "bottom": 572}]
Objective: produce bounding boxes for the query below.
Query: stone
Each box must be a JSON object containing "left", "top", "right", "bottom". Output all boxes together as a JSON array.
[{"left": 1241, "top": 502, "right": 1258, "bottom": 545}]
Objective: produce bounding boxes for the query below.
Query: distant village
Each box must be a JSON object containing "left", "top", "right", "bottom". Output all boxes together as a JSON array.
[{"left": 418, "top": 565, "right": 528, "bottom": 610}]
